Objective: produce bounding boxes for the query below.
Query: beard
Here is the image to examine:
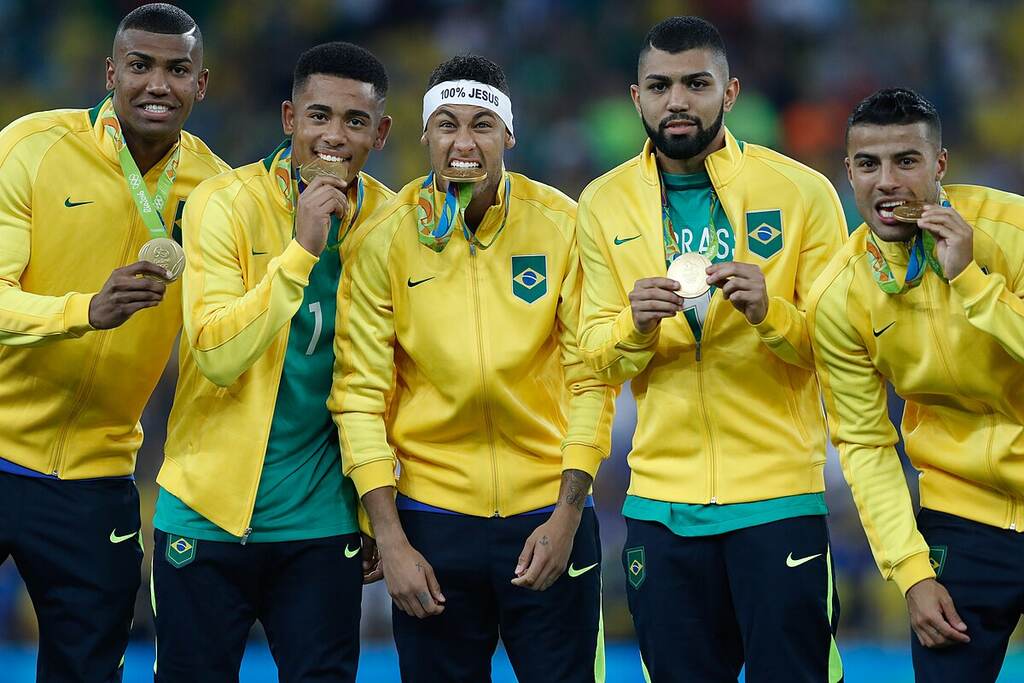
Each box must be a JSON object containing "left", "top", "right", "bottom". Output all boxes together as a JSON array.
[{"left": 642, "top": 104, "right": 725, "bottom": 161}]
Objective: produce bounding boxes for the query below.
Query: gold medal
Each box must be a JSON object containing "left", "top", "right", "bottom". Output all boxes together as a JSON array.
[
  {"left": 893, "top": 201, "right": 926, "bottom": 223},
  {"left": 138, "top": 237, "right": 185, "bottom": 282},
  {"left": 298, "top": 158, "right": 349, "bottom": 185},
  {"left": 667, "top": 251, "right": 712, "bottom": 298},
  {"left": 440, "top": 166, "right": 487, "bottom": 183}
]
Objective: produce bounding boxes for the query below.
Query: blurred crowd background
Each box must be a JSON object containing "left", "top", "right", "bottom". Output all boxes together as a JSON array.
[{"left": 1, "top": 0, "right": 1022, "bottom": 671}]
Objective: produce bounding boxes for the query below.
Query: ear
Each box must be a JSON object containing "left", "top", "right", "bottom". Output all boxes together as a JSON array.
[
  {"left": 630, "top": 84, "right": 642, "bottom": 117},
  {"left": 195, "top": 69, "right": 209, "bottom": 103},
  {"left": 722, "top": 77, "right": 740, "bottom": 113},
  {"left": 504, "top": 129, "right": 516, "bottom": 150},
  {"left": 105, "top": 57, "right": 116, "bottom": 91},
  {"left": 935, "top": 148, "right": 948, "bottom": 182},
  {"left": 374, "top": 115, "right": 392, "bottom": 151},
  {"left": 281, "top": 101, "right": 295, "bottom": 136},
  {"left": 420, "top": 130, "right": 428, "bottom": 146},
  {"left": 844, "top": 157, "right": 854, "bottom": 187}
]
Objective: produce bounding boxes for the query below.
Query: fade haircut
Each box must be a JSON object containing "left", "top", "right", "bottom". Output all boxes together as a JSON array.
[
  {"left": 847, "top": 88, "right": 942, "bottom": 147},
  {"left": 427, "top": 55, "right": 510, "bottom": 96},
  {"left": 639, "top": 16, "right": 728, "bottom": 74},
  {"left": 115, "top": 3, "right": 202, "bottom": 50},
  {"left": 293, "top": 42, "right": 389, "bottom": 100}
]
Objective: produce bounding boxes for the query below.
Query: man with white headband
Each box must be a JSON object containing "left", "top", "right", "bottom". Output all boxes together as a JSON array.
[{"left": 331, "top": 55, "right": 615, "bottom": 682}]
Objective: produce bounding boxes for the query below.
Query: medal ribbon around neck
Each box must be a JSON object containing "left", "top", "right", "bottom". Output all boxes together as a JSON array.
[
  {"left": 866, "top": 189, "right": 950, "bottom": 294},
  {"left": 272, "top": 142, "right": 364, "bottom": 251},
  {"left": 416, "top": 171, "right": 511, "bottom": 253},
  {"left": 660, "top": 173, "right": 720, "bottom": 268},
  {"left": 99, "top": 94, "right": 178, "bottom": 240}
]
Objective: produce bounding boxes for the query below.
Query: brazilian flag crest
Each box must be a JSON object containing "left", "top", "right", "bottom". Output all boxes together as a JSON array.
[
  {"left": 511, "top": 254, "right": 548, "bottom": 304},
  {"left": 625, "top": 546, "right": 646, "bottom": 589},
  {"left": 166, "top": 535, "right": 197, "bottom": 569},
  {"left": 929, "top": 545, "right": 948, "bottom": 578},
  {"left": 746, "top": 209, "right": 783, "bottom": 259}
]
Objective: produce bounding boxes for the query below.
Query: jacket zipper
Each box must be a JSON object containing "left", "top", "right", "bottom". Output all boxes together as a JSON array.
[
  {"left": 468, "top": 242, "right": 500, "bottom": 516},
  {"left": 696, "top": 293, "right": 720, "bottom": 502},
  {"left": 49, "top": 213, "right": 139, "bottom": 476},
  {"left": 238, "top": 234, "right": 293, "bottom": 543}
]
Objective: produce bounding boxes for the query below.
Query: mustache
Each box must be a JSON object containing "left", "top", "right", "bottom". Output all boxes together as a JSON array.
[{"left": 660, "top": 114, "right": 702, "bottom": 130}]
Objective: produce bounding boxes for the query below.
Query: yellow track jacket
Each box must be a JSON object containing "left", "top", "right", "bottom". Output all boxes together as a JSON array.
[
  {"left": 158, "top": 151, "right": 393, "bottom": 536},
  {"left": 809, "top": 184, "right": 1024, "bottom": 594},
  {"left": 577, "top": 132, "right": 847, "bottom": 504},
  {"left": 331, "top": 172, "right": 617, "bottom": 517},
  {"left": 0, "top": 106, "right": 226, "bottom": 478}
]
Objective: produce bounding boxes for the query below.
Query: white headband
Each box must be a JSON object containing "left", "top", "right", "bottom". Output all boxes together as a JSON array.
[{"left": 422, "top": 80, "right": 514, "bottom": 136}]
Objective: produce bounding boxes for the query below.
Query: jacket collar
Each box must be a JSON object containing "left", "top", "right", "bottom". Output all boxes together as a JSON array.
[{"left": 638, "top": 126, "right": 745, "bottom": 189}]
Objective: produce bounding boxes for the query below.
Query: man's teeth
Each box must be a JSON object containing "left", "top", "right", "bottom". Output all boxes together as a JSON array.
[
  {"left": 878, "top": 200, "right": 905, "bottom": 219},
  {"left": 143, "top": 104, "right": 169, "bottom": 113},
  {"left": 450, "top": 160, "right": 481, "bottom": 168},
  {"left": 317, "top": 153, "right": 344, "bottom": 162}
]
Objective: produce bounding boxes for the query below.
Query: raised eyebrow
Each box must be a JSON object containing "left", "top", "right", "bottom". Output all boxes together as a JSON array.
[
  {"left": 306, "top": 104, "right": 332, "bottom": 115},
  {"left": 124, "top": 51, "right": 154, "bottom": 62},
  {"left": 472, "top": 110, "right": 497, "bottom": 122}
]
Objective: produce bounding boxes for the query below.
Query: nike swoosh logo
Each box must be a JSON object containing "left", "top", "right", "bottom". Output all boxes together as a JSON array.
[
  {"left": 567, "top": 562, "right": 599, "bottom": 578},
  {"left": 786, "top": 552, "right": 822, "bottom": 568},
  {"left": 872, "top": 321, "right": 896, "bottom": 337},
  {"left": 344, "top": 543, "right": 361, "bottom": 559},
  {"left": 251, "top": 248, "right": 268, "bottom": 256},
  {"left": 614, "top": 235, "right": 640, "bottom": 246},
  {"left": 109, "top": 529, "right": 138, "bottom": 544},
  {"left": 407, "top": 276, "right": 435, "bottom": 288},
  {"left": 64, "top": 197, "right": 93, "bottom": 208}
]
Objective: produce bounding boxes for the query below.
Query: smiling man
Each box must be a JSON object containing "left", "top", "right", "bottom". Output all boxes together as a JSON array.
[
  {"left": 575, "top": 16, "right": 847, "bottom": 682},
  {"left": 0, "top": 4, "right": 225, "bottom": 681},
  {"left": 150, "top": 42, "right": 393, "bottom": 682},
  {"left": 331, "top": 55, "right": 616, "bottom": 682},
  {"left": 809, "top": 88, "right": 1024, "bottom": 683}
]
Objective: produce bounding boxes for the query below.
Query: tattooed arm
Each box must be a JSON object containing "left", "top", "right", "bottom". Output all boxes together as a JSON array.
[{"left": 510, "top": 469, "right": 593, "bottom": 591}]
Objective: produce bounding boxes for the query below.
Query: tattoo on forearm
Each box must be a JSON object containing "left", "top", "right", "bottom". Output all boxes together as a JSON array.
[{"left": 561, "top": 469, "right": 593, "bottom": 512}]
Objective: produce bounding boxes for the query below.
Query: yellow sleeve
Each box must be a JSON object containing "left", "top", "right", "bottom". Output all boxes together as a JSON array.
[
  {"left": 754, "top": 178, "right": 847, "bottom": 369},
  {"left": 329, "top": 215, "right": 402, "bottom": 497},
  {"left": 809, "top": 272, "right": 934, "bottom": 595},
  {"left": 950, "top": 260, "right": 1024, "bottom": 364},
  {"left": 182, "top": 182, "right": 317, "bottom": 387},
  {"left": 576, "top": 198, "right": 659, "bottom": 384},
  {"left": 556, "top": 225, "right": 618, "bottom": 479},
  {"left": 0, "top": 129, "right": 94, "bottom": 346}
]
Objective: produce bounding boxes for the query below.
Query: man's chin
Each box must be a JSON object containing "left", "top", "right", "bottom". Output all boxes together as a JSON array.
[{"left": 868, "top": 220, "right": 919, "bottom": 243}]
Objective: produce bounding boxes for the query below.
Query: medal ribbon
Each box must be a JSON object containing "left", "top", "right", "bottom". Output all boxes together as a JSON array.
[
  {"left": 866, "top": 190, "right": 950, "bottom": 294},
  {"left": 416, "top": 171, "right": 511, "bottom": 252},
  {"left": 661, "top": 173, "right": 720, "bottom": 268},
  {"left": 98, "top": 94, "right": 178, "bottom": 240},
  {"left": 271, "top": 142, "right": 364, "bottom": 251}
]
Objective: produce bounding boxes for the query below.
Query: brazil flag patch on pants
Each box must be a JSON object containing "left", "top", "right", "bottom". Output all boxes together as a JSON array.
[
  {"left": 166, "top": 535, "right": 197, "bottom": 568},
  {"left": 626, "top": 546, "right": 646, "bottom": 589}
]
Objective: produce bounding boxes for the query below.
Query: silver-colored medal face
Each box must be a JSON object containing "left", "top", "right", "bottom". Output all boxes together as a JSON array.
[
  {"left": 138, "top": 237, "right": 185, "bottom": 282},
  {"left": 667, "top": 251, "right": 712, "bottom": 298}
]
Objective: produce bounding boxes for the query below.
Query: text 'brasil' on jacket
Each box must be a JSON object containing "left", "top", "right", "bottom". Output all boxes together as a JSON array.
[
  {"left": 331, "top": 172, "right": 616, "bottom": 517},
  {"left": 576, "top": 131, "right": 847, "bottom": 505}
]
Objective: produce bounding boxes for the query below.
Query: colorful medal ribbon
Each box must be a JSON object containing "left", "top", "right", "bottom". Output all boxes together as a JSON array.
[
  {"left": 660, "top": 173, "right": 720, "bottom": 268},
  {"left": 271, "top": 141, "right": 364, "bottom": 251},
  {"left": 416, "top": 171, "right": 511, "bottom": 252},
  {"left": 98, "top": 94, "right": 178, "bottom": 240},
  {"left": 866, "top": 190, "right": 950, "bottom": 294}
]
